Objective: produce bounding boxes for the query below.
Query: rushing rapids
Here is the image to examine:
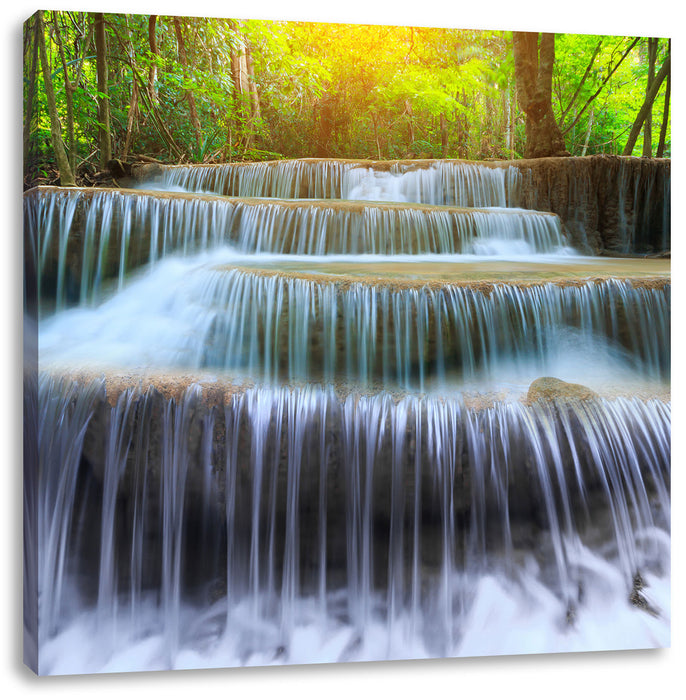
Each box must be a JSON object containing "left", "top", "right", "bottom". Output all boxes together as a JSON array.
[{"left": 24, "top": 156, "right": 671, "bottom": 675}]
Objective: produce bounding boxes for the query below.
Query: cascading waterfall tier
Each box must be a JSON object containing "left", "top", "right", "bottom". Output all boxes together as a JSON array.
[
  {"left": 155, "top": 158, "right": 523, "bottom": 207},
  {"left": 516, "top": 155, "right": 671, "bottom": 254},
  {"left": 32, "top": 372, "right": 670, "bottom": 673},
  {"left": 136, "top": 156, "right": 670, "bottom": 254},
  {"left": 25, "top": 186, "right": 567, "bottom": 314},
  {"left": 187, "top": 269, "right": 669, "bottom": 386},
  {"left": 37, "top": 263, "right": 670, "bottom": 388}
]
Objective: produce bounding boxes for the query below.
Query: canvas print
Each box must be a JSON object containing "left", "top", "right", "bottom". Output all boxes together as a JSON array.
[{"left": 22, "top": 9, "right": 671, "bottom": 676}]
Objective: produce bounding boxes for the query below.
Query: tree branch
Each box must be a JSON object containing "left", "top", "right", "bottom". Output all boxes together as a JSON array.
[
  {"left": 561, "top": 37, "right": 639, "bottom": 136},
  {"left": 559, "top": 39, "right": 602, "bottom": 122},
  {"left": 622, "top": 53, "right": 670, "bottom": 155}
]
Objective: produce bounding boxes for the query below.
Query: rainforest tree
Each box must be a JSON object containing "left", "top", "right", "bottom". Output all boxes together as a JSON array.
[{"left": 512, "top": 32, "right": 568, "bottom": 158}]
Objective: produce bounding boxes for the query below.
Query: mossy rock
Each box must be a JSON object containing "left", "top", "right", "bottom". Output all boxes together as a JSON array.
[{"left": 527, "top": 376, "right": 599, "bottom": 405}]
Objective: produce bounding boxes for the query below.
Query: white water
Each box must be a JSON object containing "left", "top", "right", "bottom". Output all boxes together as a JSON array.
[
  {"left": 39, "top": 556, "right": 670, "bottom": 675},
  {"left": 343, "top": 163, "right": 522, "bottom": 207},
  {"left": 146, "top": 157, "right": 671, "bottom": 256}
]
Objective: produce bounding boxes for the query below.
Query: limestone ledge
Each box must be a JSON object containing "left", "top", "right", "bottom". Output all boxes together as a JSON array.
[
  {"left": 37, "top": 365, "right": 671, "bottom": 411},
  {"left": 219, "top": 264, "right": 670, "bottom": 294},
  {"left": 24, "top": 184, "right": 556, "bottom": 217}
]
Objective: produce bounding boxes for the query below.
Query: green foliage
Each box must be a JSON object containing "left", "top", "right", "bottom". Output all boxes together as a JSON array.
[
  {"left": 23, "top": 11, "right": 671, "bottom": 183},
  {"left": 553, "top": 34, "right": 670, "bottom": 156}
]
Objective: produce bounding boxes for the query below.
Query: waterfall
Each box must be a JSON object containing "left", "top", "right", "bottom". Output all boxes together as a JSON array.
[
  {"left": 26, "top": 186, "right": 570, "bottom": 314},
  {"left": 146, "top": 157, "right": 670, "bottom": 253},
  {"left": 188, "top": 271, "right": 668, "bottom": 386},
  {"left": 33, "top": 376, "right": 670, "bottom": 672},
  {"left": 25, "top": 155, "right": 670, "bottom": 674},
  {"left": 342, "top": 162, "right": 523, "bottom": 207},
  {"left": 37, "top": 260, "right": 669, "bottom": 388},
  {"left": 159, "top": 159, "right": 353, "bottom": 199},
  {"left": 155, "top": 159, "right": 523, "bottom": 205}
]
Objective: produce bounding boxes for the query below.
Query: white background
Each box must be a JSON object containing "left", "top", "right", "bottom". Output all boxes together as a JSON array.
[{"left": 2, "top": 1, "right": 682, "bottom": 697}]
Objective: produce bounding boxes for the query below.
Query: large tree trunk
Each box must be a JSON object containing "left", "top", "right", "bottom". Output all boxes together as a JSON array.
[
  {"left": 244, "top": 42, "right": 261, "bottom": 120},
  {"left": 512, "top": 32, "right": 568, "bottom": 158},
  {"left": 228, "top": 22, "right": 253, "bottom": 151},
  {"left": 36, "top": 11, "right": 75, "bottom": 186},
  {"left": 93, "top": 12, "right": 112, "bottom": 167},
  {"left": 122, "top": 17, "right": 139, "bottom": 160}
]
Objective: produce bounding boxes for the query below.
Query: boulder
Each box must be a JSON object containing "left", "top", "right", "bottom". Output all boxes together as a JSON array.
[{"left": 527, "top": 376, "right": 599, "bottom": 404}]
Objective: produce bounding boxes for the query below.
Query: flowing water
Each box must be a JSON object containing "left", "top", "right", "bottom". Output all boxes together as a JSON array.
[
  {"left": 25, "top": 158, "right": 671, "bottom": 674},
  {"left": 37, "top": 252, "right": 669, "bottom": 389},
  {"left": 24, "top": 186, "right": 570, "bottom": 315},
  {"left": 155, "top": 159, "right": 523, "bottom": 204}
]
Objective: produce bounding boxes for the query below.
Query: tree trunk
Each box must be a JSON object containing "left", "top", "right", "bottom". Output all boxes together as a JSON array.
[
  {"left": 122, "top": 79, "right": 139, "bottom": 160},
  {"left": 23, "top": 15, "right": 40, "bottom": 167},
  {"left": 581, "top": 108, "right": 594, "bottom": 156},
  {"left": 245, "top": 43, "right": 261, "bottom": 120},
  {"left": 642, "top": 38, "right": 658, "bottom": 157},
  {"left": 512, "top": 32, "right": 568, "bottom": 158},
  {"left": 228, "top": 22, "right": 251, "bottom": 152},
  {"left": 147, "top": 16, "right": 158, "bottom": 103},
  {"left": 52, "top": 13, "right": 76, "bottom": 173},
  {"left": 509, "top": 87, "right": 516, "bottom": 158},
  {"left": 622, "top": 54, "right": 670, "bottom": 156},
  {"left": 372, "top": 113, "right": 381, "bottom": 160},
  {"left": 73, "top": 20, "right": 94, "bottom": 90},
  {"left": 173, "top": 17, "right": 203, "bottom": 156},
  {"left": 230, "top": 47, "right": 242, "bottom": 96},
  {"left": 236, "top": 41, "right": 254, "bottom": 149},
  {"left": 93, "top": 12, "right": 112, "bottom": 167},
  {"left": 405, "top": 100, "right": 415, "bottom": 152},
  {"left": 122, "top": 17, "right": 139, "bottom": 160},
  {"left": 36, "top": 11, "right": 75, "bottom": 186},
  {"left": 657, "top": 41, "right": 671, "bottom": 158},
  {"left": 458, "top": 89, "right": 468, "bottom": 159},
  {"left": 440, "top": 113, "right": 449, "bottom": 158}
]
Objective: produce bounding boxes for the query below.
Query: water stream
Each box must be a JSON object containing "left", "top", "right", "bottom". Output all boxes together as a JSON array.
[{"left": 25, "top": 158, "right": 671, "bottom": 674}]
